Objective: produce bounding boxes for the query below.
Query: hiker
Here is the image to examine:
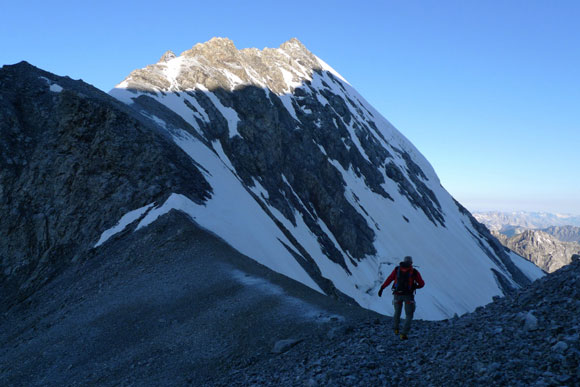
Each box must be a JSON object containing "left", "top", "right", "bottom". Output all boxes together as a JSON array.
[{"left": 378, "top": 256, "right": 425, "bottom": 340}]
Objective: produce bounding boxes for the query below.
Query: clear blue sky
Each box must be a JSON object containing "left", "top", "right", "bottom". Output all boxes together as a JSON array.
[{"left": 2, "top": 0, "right": 579, "bottom": 214}]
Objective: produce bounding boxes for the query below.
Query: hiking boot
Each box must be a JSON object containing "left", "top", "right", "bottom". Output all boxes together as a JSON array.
[{"left": 400, "top": 334, "right": 408, "bottom": 340}]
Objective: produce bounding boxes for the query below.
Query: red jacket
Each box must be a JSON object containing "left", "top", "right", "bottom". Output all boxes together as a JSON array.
[{"left": 380, "top": 264, "right": 425, "bottom": 294}]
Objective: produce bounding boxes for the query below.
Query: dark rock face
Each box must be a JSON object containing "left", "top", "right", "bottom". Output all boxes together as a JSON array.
[{"left": 0, "top": 62, "right": 211, "bottom": 310}]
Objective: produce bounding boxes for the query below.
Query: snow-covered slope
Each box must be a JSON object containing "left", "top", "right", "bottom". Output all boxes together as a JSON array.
[{"left": 108, "top": 38, "right": 543, "bottom": 320}]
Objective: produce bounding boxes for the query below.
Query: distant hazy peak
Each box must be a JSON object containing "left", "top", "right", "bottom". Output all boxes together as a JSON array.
[
  {"left": 474, "top": 211, "right": 580, "bottom": 231},
  {"left": 492, "top": 228, "right": 580, "bottom": 273}
]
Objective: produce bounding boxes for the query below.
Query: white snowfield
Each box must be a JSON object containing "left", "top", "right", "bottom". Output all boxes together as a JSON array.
[{"left": 105, "top": 39, "right": 544, "bottom": 320}]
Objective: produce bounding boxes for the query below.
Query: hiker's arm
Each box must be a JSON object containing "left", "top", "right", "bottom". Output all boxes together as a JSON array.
[
  {"left": 414, "top": 270, "right": 425, "bottom": 289},
  {"left": 380, "top": 268, "right": 397, "bottom": 290}
]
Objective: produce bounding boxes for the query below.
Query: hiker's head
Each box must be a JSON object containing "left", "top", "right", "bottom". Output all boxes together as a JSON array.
[{"left": 403, "top": 256, "right": 413, "bottom": 265}]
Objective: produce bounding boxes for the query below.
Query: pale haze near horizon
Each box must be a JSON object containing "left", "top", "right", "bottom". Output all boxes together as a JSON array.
[{"left": 1, "top": 1, "right": 578, "bottom": 215}]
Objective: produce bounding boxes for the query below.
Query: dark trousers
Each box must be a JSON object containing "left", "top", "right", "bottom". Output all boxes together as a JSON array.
[{"left": 393, "top": 294, "right": 416, "bottom": 335}]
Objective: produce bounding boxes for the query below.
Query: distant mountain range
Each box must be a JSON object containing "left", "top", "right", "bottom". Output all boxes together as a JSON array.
[
  {"left": 473, "top": 211, "right": 580, "bottom": 232},
  {"left": 475, "top": 211, "right": 580, "bottom": 272},
  {"left": 542, "top": 225, "right": 580, "bottom": 243}
]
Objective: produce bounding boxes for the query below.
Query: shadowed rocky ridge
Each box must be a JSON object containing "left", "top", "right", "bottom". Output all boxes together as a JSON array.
[
  {"left": 0, "top": 212, "right": 379, "bottom": 386},
  {"left": 0, "top": 62, "right": 211, "bottom": 310}
]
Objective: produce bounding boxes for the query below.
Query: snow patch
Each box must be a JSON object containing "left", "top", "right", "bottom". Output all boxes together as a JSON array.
[
  {"left": 278, "top": 94, "right": 300, "bottom": 122},
  {"left": 162, "top": 56, "right": 184, "bottom": 91},
  {"left": 249, "top": 178, "right": 270, "bottom": 200},
  {"left": 508, "top": 251, "right": 545, "bottom": 281},
  {"left": 197, "top": 85, "right": 241, "bottom": 138},
  {"left": 39, "top": 76, "right": 63, "bottom": 93},
  {"left": 280, "top": 68, "right": 302, "bottom": 92},
  {"left": 49, "top": 83, "right": 63, "bottom": 93},
  {"left": 94, "top": 203, "right": 155, "bottom": 248}
]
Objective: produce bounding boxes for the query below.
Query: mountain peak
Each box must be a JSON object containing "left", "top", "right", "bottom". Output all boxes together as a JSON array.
[
  {"left": 279, "top": 37, "right": 308, "bottom": 52},
  {"left": 159, "top": 50, "right": 176, "bottom": 63},
  {"left": 2, "top": 61, "right": 38, "bottom": 73},
  {"left": 278, "top": 37, "right": 318, "bottom": 66},
  {"left": 181, "top": 37, "right": 238, "bottom": 59},
  {"left": 205, "top": 36, "right": 237, "bottom": 48}
]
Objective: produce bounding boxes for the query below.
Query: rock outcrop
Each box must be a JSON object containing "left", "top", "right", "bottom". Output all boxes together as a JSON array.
[{"left": 493, "top": 229, "right": 580, "bottom": 272}]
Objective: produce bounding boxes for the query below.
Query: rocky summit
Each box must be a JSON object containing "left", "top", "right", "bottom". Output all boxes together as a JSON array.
[{"left": 119, "top": 37, "right": 325, "bottom": 94}]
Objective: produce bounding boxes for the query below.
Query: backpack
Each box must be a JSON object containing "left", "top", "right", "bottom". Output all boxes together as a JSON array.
[{"left": 393, "top": 266, "right": 414, "bottom": 294}]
